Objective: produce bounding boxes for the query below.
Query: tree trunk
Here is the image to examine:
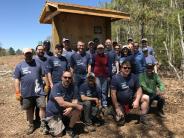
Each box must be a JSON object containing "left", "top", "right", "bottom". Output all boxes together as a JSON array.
[
  {"left": 163, "top": 41, "right": 181, "bottom": 80},
  {"left": 177, "top": 13, "right": 184, "bottom": 79}
]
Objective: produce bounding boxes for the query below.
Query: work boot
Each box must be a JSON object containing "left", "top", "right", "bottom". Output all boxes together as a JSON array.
[
  {"left": 139, "top": 115, "right": 148, "bottom": 125},
  {"left": 26, "top": 123, "right": 35, "bottom": 135},
  {"left": 66, "top": 128, "right": 79, "bottom": 138},
  {"left": 84, "top": 124, "right": 96, "bottom": 132},
  {"left": 40, "top": 120, "right": 48, "bottom": 135},
  {"left": 157, "top": 109, "right": 165, "bottom": 118},
  {"left": 116, "top": 116, "right": 125, "bottom": 126}
]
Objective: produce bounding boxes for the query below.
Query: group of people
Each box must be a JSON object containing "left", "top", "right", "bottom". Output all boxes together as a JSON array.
[{"left": 13, "top": 37, "right": 165, "bottom": 138}]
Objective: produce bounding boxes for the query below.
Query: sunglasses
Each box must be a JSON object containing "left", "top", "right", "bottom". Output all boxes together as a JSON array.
[
  {"left": 63, "top": 76, "right": 72, "bottom": 79},
  {"left": 122, "top": 67, "right": 131, "bottom": 70}
]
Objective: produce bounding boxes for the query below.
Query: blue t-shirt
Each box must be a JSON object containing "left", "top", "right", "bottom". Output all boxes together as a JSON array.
[
  {"left": 105, "top": 49, "right": 118, "bottom": 75},
  {"left": 145, "top": 55, "right": 157, "bottom": 65},
  {"left": 47, "top": 56, "right": 68, "bottom": 84},
  {"left": 44, "top": 51, "right": 54, "bottom": 59},
  {"left": 132, "top": 51, "right": 146, "bottom": 74},
  {"left": 111, "top": 73, "right": 140, "bottom": 105},
  {"left": 119, "top": 55, "right": 134, "bottom": 65},
  {"left": 70, "top": 52, "right": 92, "bottom": 75},
  {"left": 14, "top": 59, "right": 45, "bottom": 98},
  {"left": 34, "top": 55, "right": 50, "bottom": 73},
  {"left": 46, "top": 82, "right": 78, "bottom": 117},
  {"left": 79, "top": 82, "right": 101, "bottom": 99},
  {"left": 62, "top": 48, "right": 75, "bottom": 66}
]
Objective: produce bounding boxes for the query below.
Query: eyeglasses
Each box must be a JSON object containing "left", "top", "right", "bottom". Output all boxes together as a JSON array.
[
  {"left": 63, "top": 76, "right": 72, "bottom": 79},
  {"left": 122, "top": 67, "right": 131, "bottom": 70}
]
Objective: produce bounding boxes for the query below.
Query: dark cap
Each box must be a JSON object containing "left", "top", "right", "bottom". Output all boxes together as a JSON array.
[{"left": 43, "top": 40, "right": 50, "bottom": 46}]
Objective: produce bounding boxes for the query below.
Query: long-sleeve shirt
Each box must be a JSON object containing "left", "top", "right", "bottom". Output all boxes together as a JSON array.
[{"left": 139, "top": 72, "right": 164, "bottom": 95}]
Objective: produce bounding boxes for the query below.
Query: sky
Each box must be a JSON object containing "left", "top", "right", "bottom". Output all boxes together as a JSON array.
[{"left": 0, "top": 0, "right": 111, "bottom": 50}]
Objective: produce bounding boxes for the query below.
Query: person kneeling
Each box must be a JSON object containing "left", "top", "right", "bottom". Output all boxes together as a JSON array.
[
  {"left": 46, "top": 71, "right": 83, "bottom": 138},
  {"left": 111, "top": 61, "right": 149, "bottom": 126},
  {"left": 80, "top": 73, "right": 102, "bottom": 132},
  {"left": 139, "top": 63, "right": 165, "bottom": 117}
]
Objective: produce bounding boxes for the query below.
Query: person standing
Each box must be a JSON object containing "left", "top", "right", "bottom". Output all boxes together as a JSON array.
[
  {"left": 70, "top": 41, "right": 92, "bottom": 90},
  {"left": 43, "top": 40, "right": 54, "bottom": 59},
  {"left": 132, "top": 42, "right": 146, "bottom": 75},
  {"left": 47, "top": 44, "right": 69, "bottom": 88},
  {"left": 14, "top": 48, "right": 48, "bottom": 135},
  {"left": 62, "top": 38, "right": 75, "bottom": 66},
  {"left": 92, "top": 44, "right": 110, "bottom": 108}
]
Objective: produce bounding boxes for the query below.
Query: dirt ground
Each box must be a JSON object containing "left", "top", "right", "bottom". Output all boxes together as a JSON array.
[{"left": 0, "top": 55, "right": 184, "bottom": 138}]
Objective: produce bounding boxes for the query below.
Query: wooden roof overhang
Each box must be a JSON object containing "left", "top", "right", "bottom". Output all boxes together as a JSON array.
[{"left": 39, "top": 1, "right": 130, "bottom": 24}]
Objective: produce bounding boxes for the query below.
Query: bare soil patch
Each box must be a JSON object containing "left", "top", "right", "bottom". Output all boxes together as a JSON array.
[{"left": 0, "top": 55, "right": 183, "bottom": 138}]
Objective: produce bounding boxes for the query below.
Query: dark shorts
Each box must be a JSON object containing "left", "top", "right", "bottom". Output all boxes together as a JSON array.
[{"left": 22, "top": 96, "right": 46, "bottom": 110}]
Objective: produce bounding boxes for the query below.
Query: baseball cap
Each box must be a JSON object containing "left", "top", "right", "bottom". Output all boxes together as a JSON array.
[
  {"left": 97, "top": 44, "right": 104, "bottom": 49},
  {"left": 122, "top": 45, "right": 129, "bottom": 49},
  {"left": 88, "top": 41, "right": 94, "bottom": 45},
  {"left": 43, "top": 40, "right": 50, "bottom": 46},
  {"left": 87, "top": 72, "right": 95, "bottom": 79},
  {"left": 62, "top": 38, "right": 69, "bottom": 42},
  {"left": 128, "top": 37, "right": 133, "bottom": 41},
  {"left": 23, "top": 48, "right": 32, "bottom": 54},
  {"left": 141, "top": 38, "right": 148, "bottom": 42}
]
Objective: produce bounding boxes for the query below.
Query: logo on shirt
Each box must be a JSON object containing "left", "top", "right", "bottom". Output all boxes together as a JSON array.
[
  {"left": 86, "top": 90, "right": 92, "bottom": 97},
  {"left": 35, "top": 79, "right": 41, "bottom": 93},
  {"left": 53, "top": 61, "right": 61, "bottom": 67},
  {"left": 22, "top": 67, "right": 31, "bottom": 75},
  {"left": 76, "top": 59, "right": 84, "bottom": 66},
  {"left": 121, "top": 82, "right": 129, "bottom": 90}
]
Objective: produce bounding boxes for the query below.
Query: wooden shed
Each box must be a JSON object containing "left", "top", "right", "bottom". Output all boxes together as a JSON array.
[{"left": 39, "top": 1, "right": 130, "bottom": 48}]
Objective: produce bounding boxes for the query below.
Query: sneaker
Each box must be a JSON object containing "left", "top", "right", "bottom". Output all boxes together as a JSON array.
[
  {"left": 157, "top": 110, "right": 165, "bottom": 118},
  {"left": 66, "top": 128, "right": 79, "bottom": 138},
  {"left": 26, "top": 123, "right": 35, "bottom": 135},
  {"left": 84, "top": 125, "right": 96, "bottom": 132},
  {"left": 139, "top": 115, "right": 148, "bottom": 125}
]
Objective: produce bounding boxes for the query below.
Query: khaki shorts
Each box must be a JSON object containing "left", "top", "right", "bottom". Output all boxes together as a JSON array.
[
  {"left": 46, "top": 116, "right": 65, "bottom": 137},
  {"left": 22, "top": 96, "right": 46, "bottom": 110}
]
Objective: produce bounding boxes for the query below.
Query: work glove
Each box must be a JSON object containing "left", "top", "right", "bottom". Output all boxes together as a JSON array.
[
  {"left": 15, "top": 90, "right": 22, "bottom": 101},
  {"left": 44, "top": 85, "right": 50, "bottom": 94}
]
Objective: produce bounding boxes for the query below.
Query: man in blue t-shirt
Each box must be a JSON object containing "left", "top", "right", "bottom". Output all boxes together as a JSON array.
[
  {"left": 43, "top": 40, "right": 54, "bottom": 59},
  {"left": 79, "top": 73, "right": 101, "bottom": 132},
  {"left": 132, "top": 42, "right": 146, "bottom": 75},
  {"left": 14, "top": 48, "right": 48, "bottom": 135},
  {"left": 47, "top": 44, "right": 69, "bottom": 88},
  {"left": 70, "top": 41, "right": 92, "bottom": 90},
  {"left": 46, "top": 71, "right": 83, "bottom": 137},
  {"left": 104, "top": 39, "right": 119, "bottom": 75},
  {"left": 111, "top": 61, "right": 149, "bottom": 126},
  {"left": 62, "top": 38, "right": 75, "bottom": 66},
  {"left": 34, "top": 44, "right": 50, "bottom": 126}
]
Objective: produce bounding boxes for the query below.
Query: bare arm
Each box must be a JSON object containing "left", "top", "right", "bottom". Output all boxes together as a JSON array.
[
  {"left": 111, "top": 89, "right": 119, "bottom": 109},
  {"left": 87, "top": 64, "right": 91, "bottom": 74},
  {"left": 15, "top": 79, "right": 20, "bottom": 93},
  {"left": 55, "top": 97, "right": 80, "bottom": 109},
  {"left": 47, "top": 72, "right": 53, "bottom": 88},
  {"left": 133, "top": 87, "right": 143, "bottom": 108}
]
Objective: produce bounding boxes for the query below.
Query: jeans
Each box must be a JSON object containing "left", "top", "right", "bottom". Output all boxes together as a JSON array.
[
  {"left": 74, "top": 73, "right": 86, "bottom": 94},
  {"left": 82, "top": 101, "right": 99, "bottom": 125},
  {"left": 96, "top": 76, "right": 108, "bottom": 107}
]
